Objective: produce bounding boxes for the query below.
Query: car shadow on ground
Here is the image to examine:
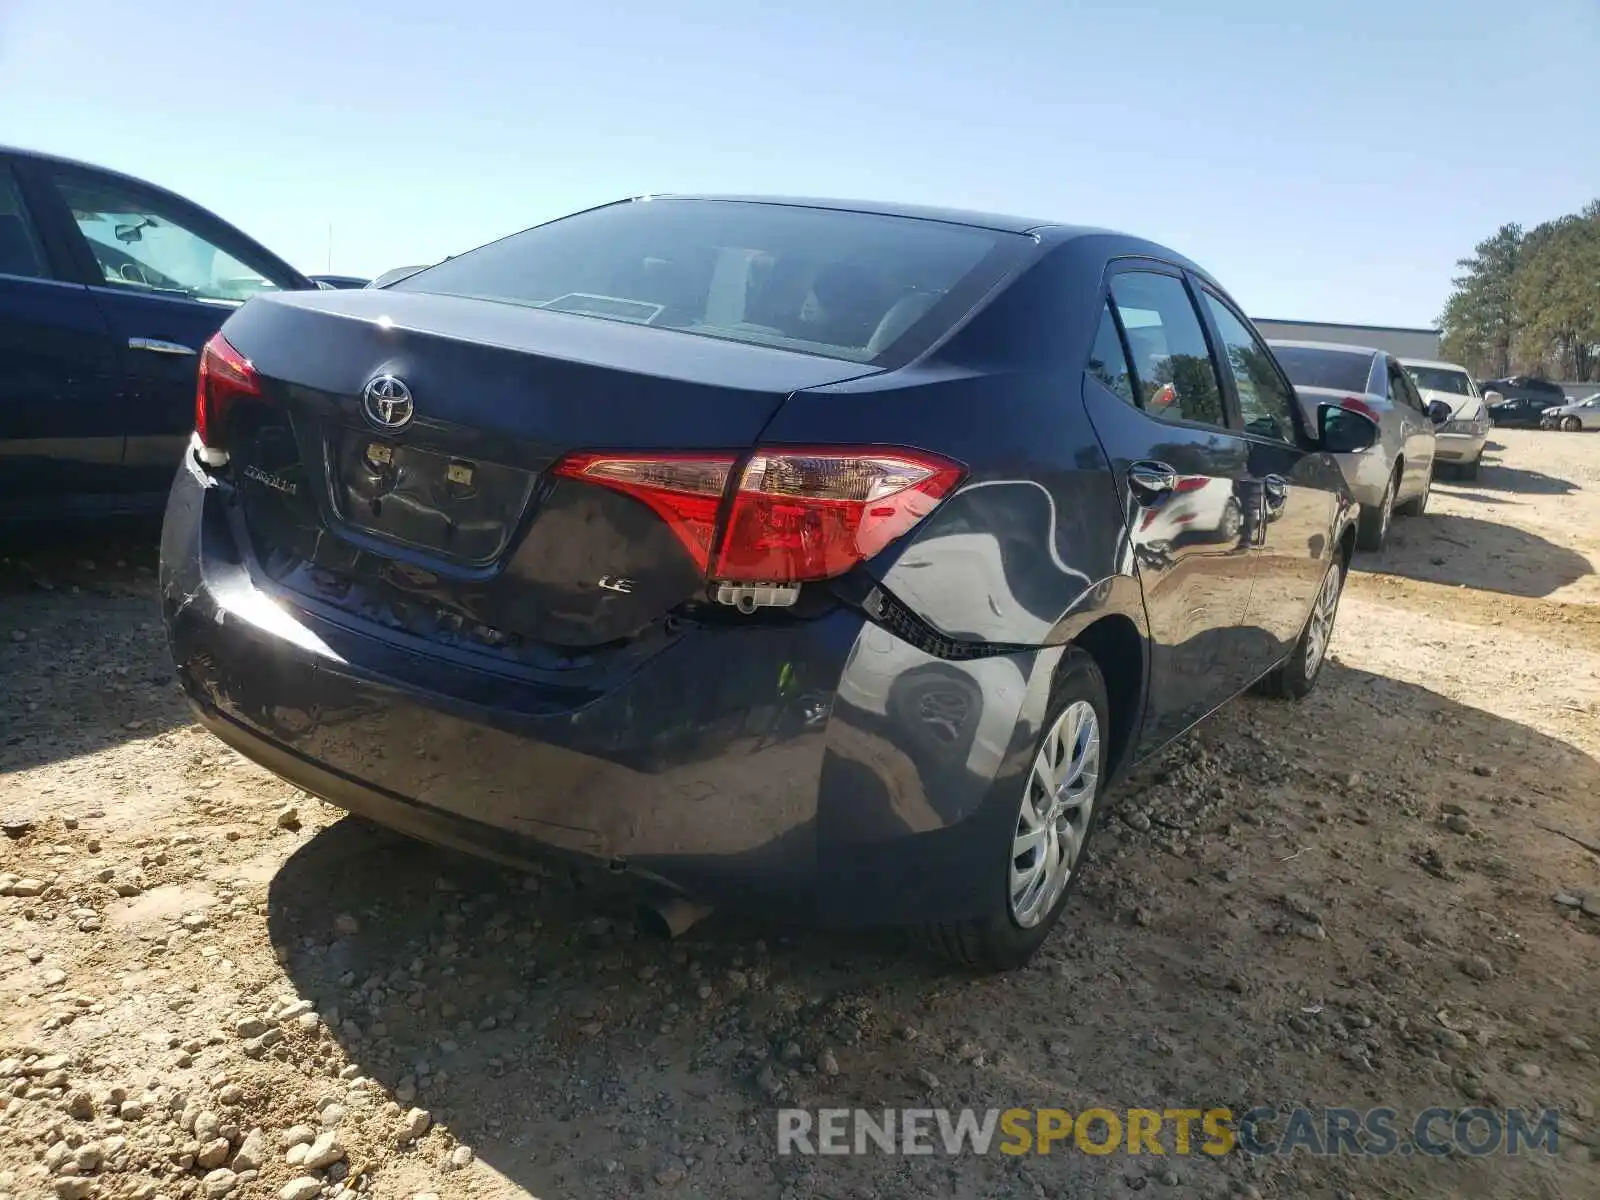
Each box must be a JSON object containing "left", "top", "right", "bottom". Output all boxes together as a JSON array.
[
  {"left": 1355, "top": 510, "right": 1592, "bottom": 598},
  {"left": 0, "top": 521, "right": 191, "bottom": 774},
  {"left": 265, "top": 661, "right": 1600, "bottom": 1199},
  {"left": 1466, "top": 452, "right": 1580, "bottom": 497}
]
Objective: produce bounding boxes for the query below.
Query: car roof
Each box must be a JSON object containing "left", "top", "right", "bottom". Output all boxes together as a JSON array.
[
  {"left": 1397, "top": 357, "right": 1471, "bottom": 371},
  {"left": 632, "top": 193, "right": 1110, "bottom": 239},
  {"left": 0, "top": 142, "right": 187, "bottom": 195},
  {"left": 1267, "top": 339, "right": 1383, "bottom": 356}
]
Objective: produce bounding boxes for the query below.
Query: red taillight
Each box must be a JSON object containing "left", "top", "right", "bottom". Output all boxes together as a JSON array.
[
  {"left": 195, "top": 332, "right": 262, "bottom": 461},
  {"left": 550, "top": 446, "right": 964, "bottom": 583},
  {"left": 1339, "top": 395, "right": 1379, "bottom": 423},
  {"left": 715, "top": 450, "right": 962, "bottom": 581},
  {"left": 1173, "top": 475, "right": 1209, "bottom": 493},
  {"left": 550, "top": 452, "right": 737, "bottom": 572}
]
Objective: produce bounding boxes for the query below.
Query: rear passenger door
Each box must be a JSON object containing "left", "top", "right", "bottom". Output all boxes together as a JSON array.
[
  {"left": 0, "top": 157, "right": 124, "bottom": 515},
  {"left": 1080, "top": 263, "right": 1263, "bottom": 753}
]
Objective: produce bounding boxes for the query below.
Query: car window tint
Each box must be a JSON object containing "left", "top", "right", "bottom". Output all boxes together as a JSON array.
[
  {"left": 1107, "top": 272, "right": 1225, "bottom": 428},
  {"left": 1271, "top": 346, "right": 1376, "bottom": 394},
  {"left": 1086, "top": 301, "right": 1135, "bottom": 404},
  {"left": 51, "top": 173, "right": 284, "bottom": 304},
  {"left": 0, "top": 166, "right": 49, "bottom": 280},
  {"left": 390, "top": 199, "right": 1020, "bottom": 364},
  {"left": 1201, "top": 293, "right": 1297, "bottom": 442}
]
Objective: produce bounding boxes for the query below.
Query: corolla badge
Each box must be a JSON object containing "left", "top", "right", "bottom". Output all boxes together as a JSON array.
[{"left": 361, "top": 375, "right": 414, "bottom": 430}]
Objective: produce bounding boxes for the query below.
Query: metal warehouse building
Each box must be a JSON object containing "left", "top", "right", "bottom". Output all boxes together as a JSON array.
[{"left": 1250, "top": 318, "right": 1442, "bottom": 361}]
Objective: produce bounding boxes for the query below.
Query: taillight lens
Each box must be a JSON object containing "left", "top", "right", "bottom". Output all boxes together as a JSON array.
[
  {"left": 550, "top": 452, "right": 737, "bottom": 572},
  {"left": 1339, "top": 395, "right": 1380, "bottom": 424},
  {"left": 195, "top": 332, "right": 262, "bottom": 462},
  {"left": 550, "top": 446, "right": 964, "bottom": 583},
  {"left": 715, "top": 450, "right": 962, "bottom": 581}
]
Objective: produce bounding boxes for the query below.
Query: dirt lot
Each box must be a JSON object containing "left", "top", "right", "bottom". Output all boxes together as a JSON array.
[{"left": 2, "top": 429, "right": 1598, "bottom": 1200}]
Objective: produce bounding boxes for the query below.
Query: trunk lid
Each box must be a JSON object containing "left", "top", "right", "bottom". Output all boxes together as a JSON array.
[{"left": 218, "top": 289, "right": 879, "bottom": 651}]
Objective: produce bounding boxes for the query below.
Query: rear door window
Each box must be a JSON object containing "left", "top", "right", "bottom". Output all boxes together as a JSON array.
[
  {"left": 1199, "top": 292, "right": 1298, "bottom": 442},
  {"left": 0, "top": 165, "right": 50, "bottom": 280},
  {"left": 1085, "top": 301, "right": 1136, "bottom": 405},
  {"left": 389, "top": 199, "right": 1024, "bottom": 365},
  {"left": 1107, "top": 271, "right": 1227, "bottom": 429}
]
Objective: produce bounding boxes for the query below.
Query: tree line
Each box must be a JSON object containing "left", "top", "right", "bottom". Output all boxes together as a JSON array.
[{"left": 1439, "top": 200, "right": 1599, "bottom": 382}]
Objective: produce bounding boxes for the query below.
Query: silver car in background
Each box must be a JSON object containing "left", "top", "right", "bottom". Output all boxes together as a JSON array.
[
  {"left": 1541, "top": 393, "right": 1600, "bottom": 432},
  {"left": 1401, "top": 358, "right": 1492, "bottom": 478},
  {"left": 1270, "top": 340, "right": 1450, "bottom": 550}
]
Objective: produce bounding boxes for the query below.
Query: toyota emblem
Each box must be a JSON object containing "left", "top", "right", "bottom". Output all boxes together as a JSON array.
[{"left": 361, "top": 375, "right": 414, "bottom": 430}]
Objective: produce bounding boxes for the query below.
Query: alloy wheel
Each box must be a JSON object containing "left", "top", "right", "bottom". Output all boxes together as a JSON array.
[
  {"left": 1303, "top": 562, "right": 1344, "bottom": 680},
  {"left": 1009, "top": 700, "right": 1101, "bottom": 928}
]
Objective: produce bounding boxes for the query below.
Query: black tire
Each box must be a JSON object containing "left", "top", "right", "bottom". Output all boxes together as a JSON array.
[
  {"left": 918, "top": 649, "right": 1110, "bottom": 972},
  {"left": 1256, "top": 556, "right": 1346, "bottom": 701},
  {"left": 1396, "top": 467, "right": 1430, "bottom": 517},
  {"left": 1355, "top": 470, "right": 1397, "bottom": 551},
  {"left": 1563, "top": 416, "right": 1581, "bottom": 433},
  {"left": 1457, "top": 457, "right": 1480, "bottom": 481}
]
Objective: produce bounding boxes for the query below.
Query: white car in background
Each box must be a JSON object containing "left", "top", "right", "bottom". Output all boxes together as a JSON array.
[{"left": 1401, "top": 358, "right": 1492, "bottom": 479}]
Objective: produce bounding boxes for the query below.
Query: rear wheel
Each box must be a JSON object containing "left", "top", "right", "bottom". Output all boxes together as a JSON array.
[
  {"left": 1256, "top": 557, "right": 1345, "bottom": 701},
  {"left": 919, "top": 649, "right": 1109, "bottom": 972},
  {"left": 1397, "top": 466, "right": 1430, "bottom": 516},
  {"left": 1355, "top": 469, "right": 1397, "bottom": 550}
]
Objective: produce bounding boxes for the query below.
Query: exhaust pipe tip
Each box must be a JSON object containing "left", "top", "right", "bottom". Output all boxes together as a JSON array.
[{"left": 638, "top": 897, "right": 713, "bottom": 940}]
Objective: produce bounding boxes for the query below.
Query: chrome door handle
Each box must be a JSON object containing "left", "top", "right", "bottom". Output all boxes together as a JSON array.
[
  {"left": 1264, "top": 473, "right": 1289, "bottom": 502},
  {"left": 1128, "top": 461, "right": 1177, "bottom": 498},
  {"left": 128, "top": 337, "right": 197, "bottom": 356}
]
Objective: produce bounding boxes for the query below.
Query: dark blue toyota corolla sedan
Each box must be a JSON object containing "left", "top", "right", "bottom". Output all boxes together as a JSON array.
[{"left": 159, "top": 196, "right": 1375, "bottom": 970}]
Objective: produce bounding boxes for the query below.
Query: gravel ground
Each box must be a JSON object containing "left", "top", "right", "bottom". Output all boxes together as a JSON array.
[{"left": 2, "top": 428, "right": 1598, "bottom": 1200}]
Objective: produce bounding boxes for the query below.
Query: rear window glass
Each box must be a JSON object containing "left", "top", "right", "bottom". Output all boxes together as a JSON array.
[
  {"left": 388, "top": 200, "right": 1018, "bottom": 363},
  {"left": 1270, "top": 346, "right": 1376, "bottom": 393},
  {"left": 1404, "top": 365, "right": 1474, "bottom": 396}
]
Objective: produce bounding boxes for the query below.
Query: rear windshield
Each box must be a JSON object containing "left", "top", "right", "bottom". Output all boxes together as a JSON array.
[
  {"left": 1404, "top": 365, "right": 1474, "bottom": 396},
  {"left": 1271, "top": 346, "right": 1376, "bottom": 394},
  {"left": 388, "top": 200, "right": 1018, "bottom": 363}
]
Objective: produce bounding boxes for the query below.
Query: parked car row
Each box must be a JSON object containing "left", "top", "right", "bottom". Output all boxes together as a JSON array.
[{"left": 0, "top": 146, "right": 1488, "bottom": 969}]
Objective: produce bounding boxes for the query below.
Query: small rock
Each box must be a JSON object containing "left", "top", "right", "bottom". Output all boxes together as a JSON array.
[
  {"left": 1461, "top": 955, "right": 1495, "bottom": 981},
  {"left": 42, "top": 968, "right": 67, "bottom": 987},
  {"left": 1444, "top": 814, "right": 1473, "bottom": 835},
  {"left": 64, "top": 1089, "right": 94, "bottom": 1120},
  {"left": 197, "top": 1138, "right": 231, "bottom": 1168},
  {"left": 6, "top": 878, "right": 46, "bottom": 897},
  {"left": 54, "top": 1181, "right": 93, "bottom": 1200},
  {"left": 395, "top": 1076, "right": 417, "bottom": 1103},
  {"left": 181, "top": 913, "right": 210, "bottom": 931},
  {"left": 232, "top": 1128, "right": 267, "bottom": 1172},
  {"left": 1553, "top": 892, "right": 1583, "bottom": 908},
  {"left": 1515, "top": 1062, "right": 1542, "bottom": 1080},
  {"left": 217, "top": 1084, "right": 245, "bottom": 1106},
  {"left": 302, "top": 1131, "right": 346, "bottom": 1170},
  {"left": 235, "top": 1018, "right": 268, "bottom": 1039},
  {"left": 276, "top": 1000, "right": 315, "bottom": 1023},
  {"left": 202, "top": 1168, "right": 239, "bottom": 1197},
  {"left": 320, "top": 1104, "right": 346, "bottom": 1127},
  {"left": 119, "top": 1100, "right": 145, "bottom": 1120},
  {"left": 242, "top": 1030, "right": 282, "bottom": 1058},
  {"left": 1472, "top": 764, "right": 1496, "bottom": 778},
  {"left": 819, "top": 1049, "right": 839, "bottom": 1076},
  {"left": 333, "top": 914, "right": 360, "bottom": 936},
  {"left": 398, "top": 1107, "right": 432, "bottom": 1143},
  {"left": 756, "top": 1064, "right": 782, "bottom": 1099},
  {"left": 1, "top": 815, "right": 34, "bottom": 837},
  {"left": 275, "top": 806, "right": 302, "bottom": 831},
  {"left": 1440, "top": 802, "right": 1469, "bottom": 816},
  {"left": 1583, "top": 896, "right": 1600, "bottom": 919},
  {"left": 1563, "top": 1035, "right": 1591, "bottom": 1054},
  {"left": 73, "top": 1142, "right": 103, "bottom": 1171},
  {"left": 914, "top": 1066, "right": 940, "bottom": 1089},
  {"left": 1124, "top": 811, "right": 1152, "bottom": 833},
  {"left": 280, "top": 1180, "right": 323, "bottom": 1200},
  {"left": 447, "top": 1144, "right": 474, "bottom": 1170},
  {"left": 279, "top": 1125, "right": 316, "bottom": 1149},
  {"left": 285, "top": 1144, "right": 309, "bottom": 1167},
  {"left": 1437, "top": 1028, "right": 1470, "bottom": 1050},
  {"left": 194, "top": 1111, "right": 221, "bottom": 1141}
]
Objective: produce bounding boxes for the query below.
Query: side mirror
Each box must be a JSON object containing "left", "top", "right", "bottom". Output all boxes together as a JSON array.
[
  {"left": 1318, "top": 403, "right": 1379, "bottom": 454},
  {"left": 1483, "top": 390, "right": 1503, "bottom": 405},
  {"left": 1426, "top": 399, "right": 1453, "bottom": 425}
]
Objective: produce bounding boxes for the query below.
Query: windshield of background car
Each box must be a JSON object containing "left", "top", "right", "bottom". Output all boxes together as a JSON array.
[
  {"left": 1404, "top": 365, "right": 1474, "bottom": 396},
  {"left": 1271, "top": 346, "right": 1376, "bottom": 393},
  {"left": 388, "top": 200, "right": 1021, "bottom": 363}
]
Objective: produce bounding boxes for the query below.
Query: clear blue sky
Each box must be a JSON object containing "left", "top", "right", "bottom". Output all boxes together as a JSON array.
[{"left": 2, "top": 0, "right": 1596, "bottom": 327}]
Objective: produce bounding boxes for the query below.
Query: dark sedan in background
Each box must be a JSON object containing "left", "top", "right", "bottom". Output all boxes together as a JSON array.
[
  {"left": 1481, "top": 375, "right": 1569, "bottom": 427},
  {"left": 159, "top": 196, "right": 1376, "bottom": 969},
  {"left": 0, "top": 145, "right": 314, "bottom": 522}
]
